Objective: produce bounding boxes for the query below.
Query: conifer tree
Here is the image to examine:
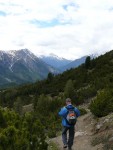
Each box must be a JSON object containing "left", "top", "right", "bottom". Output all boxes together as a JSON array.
[{"left": 85, "top": 56, "right": 91, "bottom": 69}]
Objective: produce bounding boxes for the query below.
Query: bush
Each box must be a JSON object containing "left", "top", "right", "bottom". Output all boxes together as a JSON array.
[
  {"left": 48, "top": 130, "right": 56, "bottom": 138},
  {"left": 0, "top": 108, "right": 48, "bottom": 150},
  {"left": 76, "top": 86, "right": 97, "bottom": 104},
  {"left": 90, "top": 89, "right": 113, "bottom": 117},
  {"left": 79, "top": 108, "right": 87, "bottom": 116}
]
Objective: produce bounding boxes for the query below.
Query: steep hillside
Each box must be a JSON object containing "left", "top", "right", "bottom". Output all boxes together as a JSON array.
[
  {"left": 16, "top": 50, "right": 113, "bottom": 97},
  {"left": 0, "top": 50, "right": 113, "bottom": 107}
]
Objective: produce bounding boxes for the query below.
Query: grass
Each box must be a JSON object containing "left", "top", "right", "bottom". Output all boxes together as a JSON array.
[
  {"left": 91, "top": 131, "right": 113, "bottom": 150},
  {"left": 48, "top": 141, "right": 59, "bottom": 150}
]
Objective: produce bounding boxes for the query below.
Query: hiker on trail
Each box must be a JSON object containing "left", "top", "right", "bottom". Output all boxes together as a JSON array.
[{"left": 58, "top": 98, "right": 80, "bottom": 150}]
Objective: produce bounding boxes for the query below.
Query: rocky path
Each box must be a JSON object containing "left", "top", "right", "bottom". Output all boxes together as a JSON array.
[{"left": 52, "top": 112, "right": 103, "bottom": 150}]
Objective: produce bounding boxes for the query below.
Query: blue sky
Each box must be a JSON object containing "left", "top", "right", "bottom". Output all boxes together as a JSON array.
[
  {"left": 0, "top": 10, "right": 6, "bottom": 16},
  {"left": 0, "top": 0, "right": 113, "bottom": 59}
]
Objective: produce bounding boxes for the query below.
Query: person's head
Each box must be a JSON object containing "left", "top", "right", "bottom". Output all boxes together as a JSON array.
[{"left": 66, "top": 98, "right": 71, "bottom": 105}]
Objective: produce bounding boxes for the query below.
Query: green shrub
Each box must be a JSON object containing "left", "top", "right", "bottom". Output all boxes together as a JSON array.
[
  {"left": 0, "top": 108, "right": 48, "bottom": 150},
  {"left": 48, "top": 130, "right": 56, "bottom": 138},
  {"left": 90, "top": 89, "right": 113, "bottom": 117},
  {"left": 79, "top": 108, "right": 87, "bottom": 116},
  {"left": 75, "top": 86, "right": 97, "bottom": 105}
]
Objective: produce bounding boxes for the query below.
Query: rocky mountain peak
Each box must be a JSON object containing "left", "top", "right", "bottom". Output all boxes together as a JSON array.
[{"left": 0, "top": 49, "right": 59, "bottom": 87}]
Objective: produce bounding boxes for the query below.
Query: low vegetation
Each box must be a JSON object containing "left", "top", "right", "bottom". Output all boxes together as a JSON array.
[
  {"left": 0, "top": 107, "right": 48, "bottom": 150},
  {"left": 92, "top": 131, "right": 113, "bottom": 150},
  {"left": 90, "top": 89, "right": 113, "bottom": 117},
  {"left": 48, "top": 141, "right": 59, "bottom": 150}
]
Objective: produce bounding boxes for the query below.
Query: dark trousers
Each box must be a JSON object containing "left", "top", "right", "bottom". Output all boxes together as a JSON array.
[{"left": 62, "top": 126, "right": 75, "bottom": 148}]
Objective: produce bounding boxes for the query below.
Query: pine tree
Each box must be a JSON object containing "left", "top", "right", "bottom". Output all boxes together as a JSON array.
[{"left": 85, "top": 56, "right": 91, "bottom": 69}]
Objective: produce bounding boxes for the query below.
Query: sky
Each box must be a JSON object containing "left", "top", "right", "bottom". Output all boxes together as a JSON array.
[{"left": 0, "top": 0, "right": 113, "bottom": 60}]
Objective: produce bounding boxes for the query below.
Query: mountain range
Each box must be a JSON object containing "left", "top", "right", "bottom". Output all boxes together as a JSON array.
[
  {"left": 39, "top": 54, "right": 95, "bottom": 71},
  {"left": 0, "top": 49, "right": 58, "bottom": 87},
  {"left": 0, "top": 49, "right": 96, "bottom": 88},
  {"left": 39, "top": 53, "right": 72, "bottom": 69}
]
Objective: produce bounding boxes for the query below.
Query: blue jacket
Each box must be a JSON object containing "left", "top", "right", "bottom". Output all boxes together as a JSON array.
[{"left": 58, "top": 104, "right": 80, "bottom": 127}]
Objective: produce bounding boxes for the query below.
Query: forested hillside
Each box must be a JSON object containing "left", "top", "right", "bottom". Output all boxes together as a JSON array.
[
  {"left": 0, "top": 50, "right": 113, "bottom": 149},
  {"left": 1, "top": 50, "right": 113, "bottom": 106}
]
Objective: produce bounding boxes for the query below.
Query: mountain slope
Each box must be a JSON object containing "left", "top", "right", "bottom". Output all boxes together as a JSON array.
[
  {"left": 39, "top": 53, "right": 72, "bottom": 69},
  {"left": 0, "top": 49, "right": 58, "bottom": 87},
  {"left": 61, "top": 56, "right": 87, "bottom": 71},
  {"left": 61, "top": 54, "right": 97, "bottom": 71},
  {"left": 7, "top": 49, "right": 112, "bottom": 99},
  {"left": 0, "top": 49, "right": 113, "bottom": 104}
]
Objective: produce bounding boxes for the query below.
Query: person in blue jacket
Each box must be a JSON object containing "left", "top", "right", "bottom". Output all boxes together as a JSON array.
[{"left": 58, "top": 98, "right": 80, "bottom": 150}]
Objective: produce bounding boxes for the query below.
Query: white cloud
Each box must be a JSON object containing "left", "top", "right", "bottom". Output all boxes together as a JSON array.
[{"left": 0, "top": 0, "right": 113, "bottom": 59}]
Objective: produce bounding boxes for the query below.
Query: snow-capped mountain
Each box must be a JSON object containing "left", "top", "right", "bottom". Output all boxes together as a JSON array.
[
  {"left": 0, "top": 49, "right": 59, "bottom": 87},
  {"left": 39, "top": 53, "right": 72, "bottom": 69}
]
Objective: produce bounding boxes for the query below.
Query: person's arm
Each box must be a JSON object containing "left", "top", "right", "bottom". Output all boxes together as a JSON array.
[{"left": 58, "top": 107, "right": 67, "bottom": 117}]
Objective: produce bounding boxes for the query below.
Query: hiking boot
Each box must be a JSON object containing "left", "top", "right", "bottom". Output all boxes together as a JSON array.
[
  {"left": 68, "top": 147, "right": 72, "bottom": 150},
  {"left": 63, "top": 144, "right": 67, "bottom": 148}
]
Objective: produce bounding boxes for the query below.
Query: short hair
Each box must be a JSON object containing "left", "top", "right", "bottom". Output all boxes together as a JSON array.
[{"left": 66, "top": 98, "right": 71, "bottom": 102}]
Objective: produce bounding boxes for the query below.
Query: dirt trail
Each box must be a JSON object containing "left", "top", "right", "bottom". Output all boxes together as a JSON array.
[{"left": 52, "top": 112, "right": 103, "bottom": 150}]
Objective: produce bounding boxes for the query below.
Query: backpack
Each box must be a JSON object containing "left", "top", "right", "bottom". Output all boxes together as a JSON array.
[{"left": 65, "top": 106, "right": 77, "bottom": 125}]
